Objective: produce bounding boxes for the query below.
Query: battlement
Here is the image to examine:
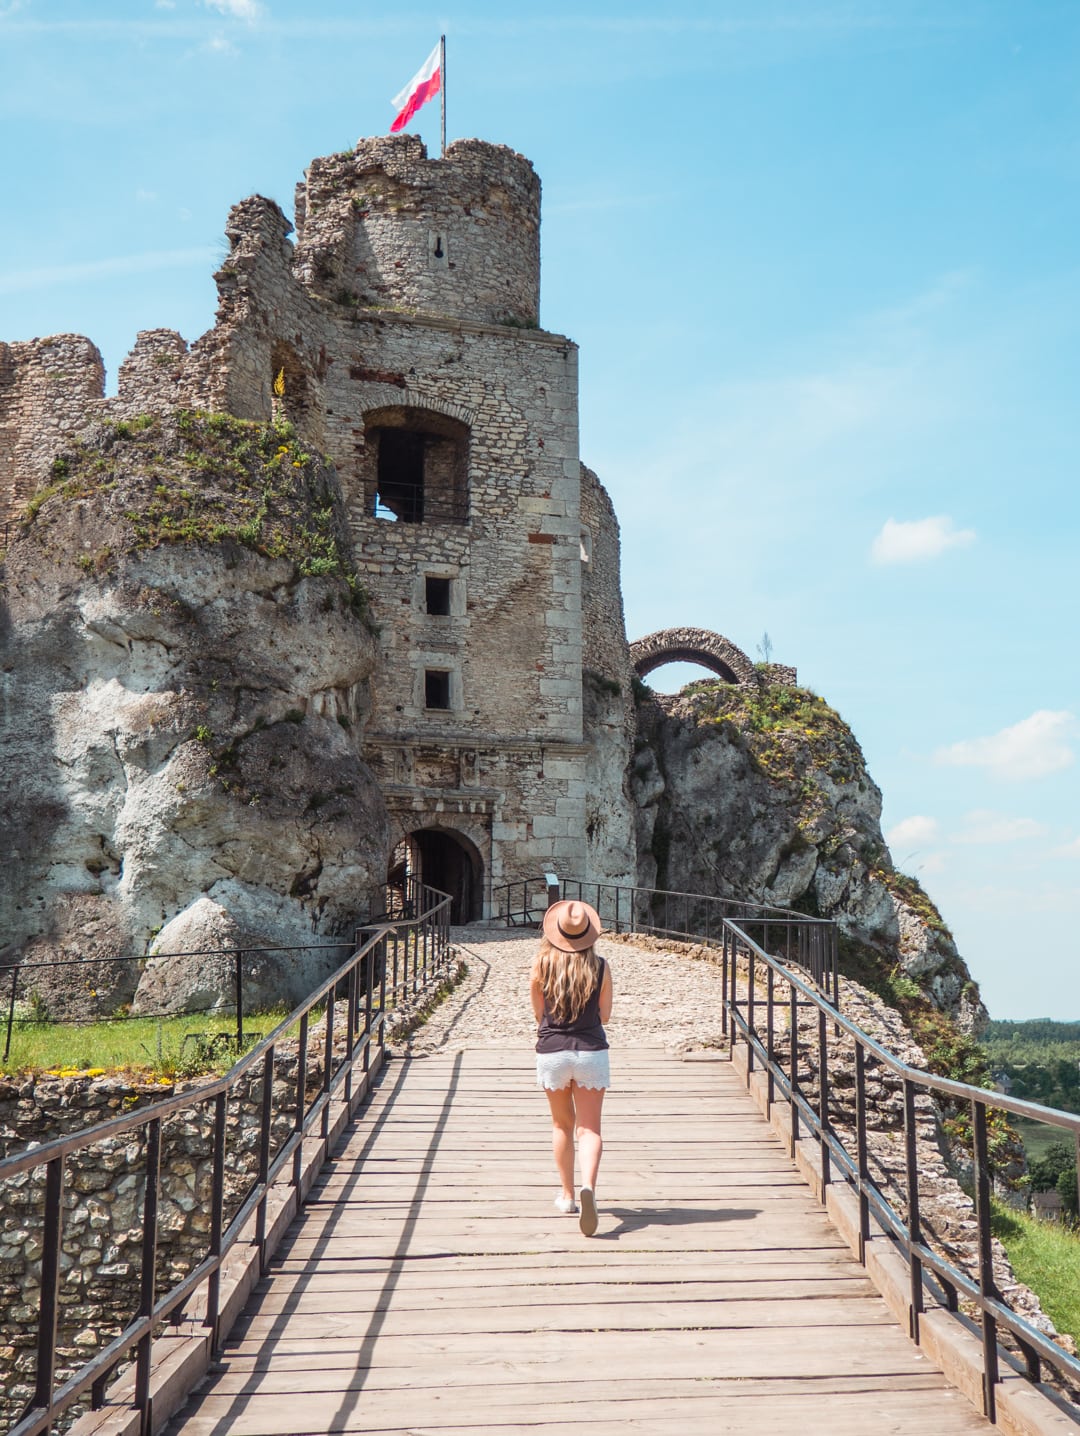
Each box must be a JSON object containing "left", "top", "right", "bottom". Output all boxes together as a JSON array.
[{"left": 293, "top": 135, "right": 540, "bottom": 327}]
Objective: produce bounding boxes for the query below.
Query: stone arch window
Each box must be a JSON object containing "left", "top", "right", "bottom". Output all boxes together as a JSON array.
[
  {"left": 269, "top": 341, "right": 312, "bottom": 430},
  {"left": 361, "top": 406, "right": 469, "bottom": 525}
]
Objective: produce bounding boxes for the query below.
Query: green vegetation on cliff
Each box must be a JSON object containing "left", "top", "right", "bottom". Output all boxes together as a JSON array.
[
  {"left": 18, "top": 410, "right": 370, "bottom": 617},
  {"left": 684, "top": 679, "right": 868, "bottom": 787}
]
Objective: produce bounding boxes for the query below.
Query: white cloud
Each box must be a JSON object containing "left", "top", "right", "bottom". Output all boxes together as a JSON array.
[
  {"left": 951, "top": 809, "right": 1046, "bottom": 845},
  {"left": 935, "top": 710, "right": 1077, "bottom": 782},
  {"left": 885, "top": 815, "right": 940, "bottom": 851},
  {"left": 135, "top": 188, "right": 158, "bottom": 204},
  {"left": 1052, "top": 835, "right": 1080, "bottom": 859},
  {"left": 202, "top": 32, "right": 236, "bottom": 53},
  {"left": 203, "top": 0, "right": 262, "bottom": 19},
  {"left": 870, "top": 515, "right": 976, "bottom": 565}
]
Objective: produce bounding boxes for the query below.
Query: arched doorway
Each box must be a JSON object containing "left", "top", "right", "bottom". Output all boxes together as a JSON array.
[{"left": 388, "top": 826, "right": 484, "bottom": 924}]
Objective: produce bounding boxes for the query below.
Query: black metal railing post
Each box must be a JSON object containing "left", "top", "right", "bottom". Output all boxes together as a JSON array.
[
  {"left": 854, "top": 1044, "right": 870, "bottom": 1263},
  {"left": 234, "top": 949, "right": 244, "bottom": 1050},
  {"left": 206, "top": 1091, "right": 227, "bottom": 1355},
  {"left": 134, "top": 1118, "right": 162, "bottom": 1435},
  {"left": 321, "top": 987, "right": 335, "bottom": 1142},
  {"left": 903, "top": 1078, "right": 923, "bottom": 1342},
  {"left": 254, "top": 1047, "right": 275, "bottom": 1270},
  {"left": 766, "top": 964, "right": 775, "bottom": 1113},
  {"left": 33, "top": 1154, "right": 65, "bottom": 1420},
  {"left": 344, "top": 965, "right": 356, "bottom": 1110},
  {"left": 972, "top": 1099, "right": 1000, "bottom": 1421},
  {"left": 788, "top": 979, "right": 799, "bottom": 1154},
  {"left": 720, "top": 927, "right": 729, "bottom": 1040},
  {"left": 293, "top": 1012, "right": 309, "bottom": 1187},
  {"left": 817, "top": 1006, "right": 830, "bottom": 1189}
]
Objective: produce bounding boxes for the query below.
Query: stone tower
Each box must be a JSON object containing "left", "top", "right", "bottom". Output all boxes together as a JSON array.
[{"left": 283, "top": 136, "right": 589, "bottom": 918}]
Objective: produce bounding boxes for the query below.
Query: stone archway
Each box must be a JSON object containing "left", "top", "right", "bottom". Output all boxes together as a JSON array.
[
  {"left": 630, "top": 627, "right": 757, "bottom": 686},
  {"left": 389, "top": 826, "right": 484, "bottom": 924}
]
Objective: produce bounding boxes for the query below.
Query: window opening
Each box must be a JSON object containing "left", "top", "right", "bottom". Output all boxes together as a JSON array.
[
  {"left": 425, "top": 670, "right": 451, "bottom": 710},
  {"left": 376, "top": 430, "right": 425, "bottom": 523},
  {"left": 365, "top": 407, "right": 469, "bottom": 526},
  {"left": 425, "top": 576, "right": 451, "bottom": 615}
]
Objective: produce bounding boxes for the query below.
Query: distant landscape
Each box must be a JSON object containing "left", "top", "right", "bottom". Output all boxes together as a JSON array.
[{"left": 984, "top": 1018, "right": 1080, "bottom": 1181}]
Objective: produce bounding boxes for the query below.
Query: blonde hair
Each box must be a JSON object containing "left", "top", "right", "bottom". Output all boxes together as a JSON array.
[{"left": 535, "top": 938, "right": 601, "bottom": 1024}]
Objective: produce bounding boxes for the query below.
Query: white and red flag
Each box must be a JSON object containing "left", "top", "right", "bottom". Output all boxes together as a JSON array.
[{"left": 390, "top": 41, "right": 442, "bottom": 133}]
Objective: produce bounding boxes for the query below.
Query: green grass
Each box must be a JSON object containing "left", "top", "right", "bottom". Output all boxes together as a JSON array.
[
  {"left": 992, "top": 1198, "right": 1080, "bottom": 1345},
  {"left": 1014, "top": 1115, "right": 1076, "bottom": 1164},
  {"left": 0, "top": 1008, "right": 294, "bottom": 1081}
]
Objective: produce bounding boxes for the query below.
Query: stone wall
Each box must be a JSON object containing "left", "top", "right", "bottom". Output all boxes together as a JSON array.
[
  {"left": 0, "top": 336, "right": 105, "bottom": 529},
  {"left": 580, "top": 465, "right": 637, "bottom": 887},
  {"left": 294, "top": 136, "right": 540, "bottom": 327},
  {"left": 0, "top": 1062, "right": 299, "bottom": 1431}
]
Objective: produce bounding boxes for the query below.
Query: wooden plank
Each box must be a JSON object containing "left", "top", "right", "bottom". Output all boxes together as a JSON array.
[
  {"left": 163, "top": 1050, "right": 991, "bottom": 1436},
  {"left": 170, "top": 1385, "right": 989, "bottom": 1436}
]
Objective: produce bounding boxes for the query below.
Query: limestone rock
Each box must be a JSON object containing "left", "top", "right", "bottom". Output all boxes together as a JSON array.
[
  {"left": 632, "top": 681, "right": 988, "bottom": 1034},
  {"left": 0, "top": 413, "right": 389, "bottom": 1016}
]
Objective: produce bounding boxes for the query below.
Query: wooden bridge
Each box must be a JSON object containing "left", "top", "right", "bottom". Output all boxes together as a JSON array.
[{"left": 159, "top": 1048, "right": 991, "bottom": 1436}]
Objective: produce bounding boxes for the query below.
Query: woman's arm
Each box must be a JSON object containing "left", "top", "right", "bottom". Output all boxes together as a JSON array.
[
  {"left": 529, "top": 957, "right": 546, "bottom": 1023},
  {"left": 598, "top": 962, "right": 613, "bottom": 1024}
]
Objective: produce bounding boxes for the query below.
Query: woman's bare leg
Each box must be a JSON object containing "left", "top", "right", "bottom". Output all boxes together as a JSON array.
[
  {"left": 571, "top": 1082, "right": 605, "bottom": 1192},
  {"left": 544, "top": 1086, "right": 576, "bottom": 1199}
]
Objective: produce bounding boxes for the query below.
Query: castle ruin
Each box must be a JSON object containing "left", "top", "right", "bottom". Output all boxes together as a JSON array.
[{"left": 1, "top": 136, "right": 648, "bottom": 922}]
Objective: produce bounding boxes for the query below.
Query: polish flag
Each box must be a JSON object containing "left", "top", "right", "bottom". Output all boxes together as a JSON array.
[{"left": 390, "top": 42, "right": 441, "bottom": 133}]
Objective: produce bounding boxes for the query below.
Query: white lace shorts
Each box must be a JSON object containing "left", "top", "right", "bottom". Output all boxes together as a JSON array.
[{"left": 536, "top": 1049, "right": 611, "bottom": 1091}]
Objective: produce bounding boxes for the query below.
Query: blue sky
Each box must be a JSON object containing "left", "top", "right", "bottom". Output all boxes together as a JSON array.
[{"left": 2, "top": 0, "right": 1077, "bottom": 1019}]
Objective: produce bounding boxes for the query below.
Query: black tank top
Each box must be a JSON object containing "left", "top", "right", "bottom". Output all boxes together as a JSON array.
[{"left": 536, "top": 958, "right": 608, "bottom": 1053}]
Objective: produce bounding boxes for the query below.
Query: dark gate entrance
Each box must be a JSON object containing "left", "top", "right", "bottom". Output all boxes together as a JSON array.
[{"left": 388, "top": 827, "right": 484, "bottom": 924}]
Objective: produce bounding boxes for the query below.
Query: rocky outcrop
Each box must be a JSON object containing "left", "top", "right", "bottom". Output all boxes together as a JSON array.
[
  {"left": 0, "top": 412, "right": 389, "bottom": 1015},
  {"left": 632, "top": 681, "right": 987, "bottom": 1034}
]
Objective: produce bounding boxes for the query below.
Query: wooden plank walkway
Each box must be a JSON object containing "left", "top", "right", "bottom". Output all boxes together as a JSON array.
[{"left": 165, "top": 1049, "right": 991, "bottom": 1435}]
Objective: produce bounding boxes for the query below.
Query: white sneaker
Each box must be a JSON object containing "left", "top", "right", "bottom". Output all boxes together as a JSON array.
[{"left": 554, "top": 1194, "right": 578, "bottom": 1214}]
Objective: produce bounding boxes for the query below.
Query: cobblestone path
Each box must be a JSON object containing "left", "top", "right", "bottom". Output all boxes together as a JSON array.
[{"left": 400, "top": 926, "right": 730, "bottom": 1058}]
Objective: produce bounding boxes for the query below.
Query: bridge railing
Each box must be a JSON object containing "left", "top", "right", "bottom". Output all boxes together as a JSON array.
[
  {"left": 493, "top": 876, "right": 839, "bottom": 1003},
  {"left": 720, "top": 917, "right": 1080, "bottom": 1424},
  {"left": 0, "top": 886, "right": 453, "bottom": 1436}
]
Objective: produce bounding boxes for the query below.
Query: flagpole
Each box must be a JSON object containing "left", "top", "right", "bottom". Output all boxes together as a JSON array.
[{"left": 440, "top": 34, "right": 446, "bottom": 157}]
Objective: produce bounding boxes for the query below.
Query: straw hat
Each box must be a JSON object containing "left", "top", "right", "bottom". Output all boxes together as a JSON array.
[{"left": 542, "top": 899, "right": 602, "bottom": 953}]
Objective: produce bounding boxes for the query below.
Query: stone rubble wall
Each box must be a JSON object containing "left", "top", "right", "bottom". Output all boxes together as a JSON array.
[
  {"left": 295, "top": 136, "right": 540, "bottom": 326},
  {"left": 0, "top": 1061, "right": 301, "bottom": 1431},
  {"left": 0, "top": 337, "right": 106, "bottom": 529}
]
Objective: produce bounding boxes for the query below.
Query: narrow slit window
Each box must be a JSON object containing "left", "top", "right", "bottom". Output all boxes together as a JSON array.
[
  {"left": 425, "top": 670, "right": 451, "bottom": 710},
  {"left": 425, "top": 576, "right": 451, "bottom": 615}
]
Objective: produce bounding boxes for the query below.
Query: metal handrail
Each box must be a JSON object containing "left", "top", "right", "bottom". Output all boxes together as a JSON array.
[
  {"left": 1, "top": 886, "right": 453, "bottom": 1436},
  {"left": 493, "top": 876, "right": 840, "bottom": 1003},
  {"left": 720, "top": 918, "right": 1080, "bottom": 1423},
  {"left": 0, "top": 942, "right": 352, "bottom": 1063}
]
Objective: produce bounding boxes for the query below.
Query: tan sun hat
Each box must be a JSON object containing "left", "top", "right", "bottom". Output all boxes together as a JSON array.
[{"left": 542, "top": 898, "right": 602, "bottom": 952}]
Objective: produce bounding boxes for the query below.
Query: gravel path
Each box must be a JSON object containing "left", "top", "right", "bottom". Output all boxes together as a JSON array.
[{"left": 400, "top": 926, "right": 729, "bottom": 1057}]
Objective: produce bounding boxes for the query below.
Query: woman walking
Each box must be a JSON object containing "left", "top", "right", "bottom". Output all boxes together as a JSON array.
[{"left": 530, "top": 898, "right": 612, "bottom": 1237}]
